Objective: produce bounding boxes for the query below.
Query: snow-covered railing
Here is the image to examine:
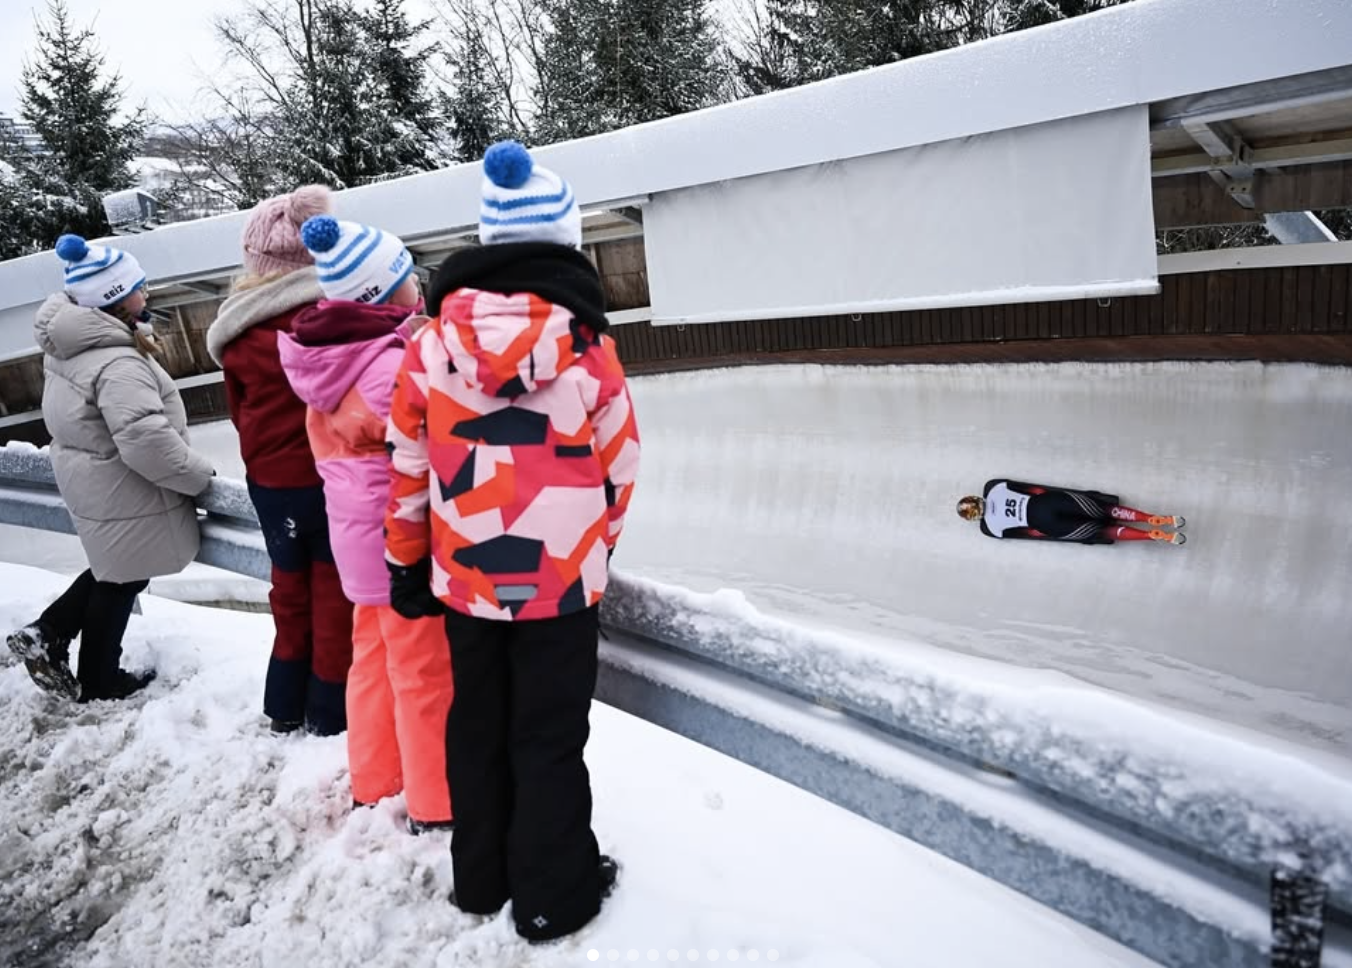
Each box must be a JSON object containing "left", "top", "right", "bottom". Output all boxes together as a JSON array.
[
  {"left": 1, "top": 441, "right": 1347, "bottom": 968},
  {"left": 0, "top": 442, "right": 270, "bottom": 581}
]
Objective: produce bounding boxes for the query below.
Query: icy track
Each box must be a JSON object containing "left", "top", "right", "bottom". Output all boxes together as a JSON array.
[
  {"left": 1, "top": 361, "right": 1347, "bottom": 756},
  {"left": 618, "top": 362, "right": 1352, "bottom": 757}
]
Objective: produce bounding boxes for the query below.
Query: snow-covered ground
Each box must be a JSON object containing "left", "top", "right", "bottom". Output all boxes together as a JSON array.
[
  {"left": 619, "top": 362, "right": 1352, "bottom": 757},
  {"left": 0, "top": 564, "right": 1157, "bottom": 968}
]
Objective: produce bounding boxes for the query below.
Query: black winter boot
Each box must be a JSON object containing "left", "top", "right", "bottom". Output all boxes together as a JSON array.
[
  {"left": 521, "top": 855, "right": 621, "bottom": 945},
  {"left": 408, "top": 818, "right": 456, "bottom": 836},
  {"left": 598, "top": 855, "right": 619, "bottom": 900},
  {"left": 6, "top": 623, "right": 80, "bottom": 700},
  {"left": 79, "top": 668, "right": 156, "bottom": 703}
]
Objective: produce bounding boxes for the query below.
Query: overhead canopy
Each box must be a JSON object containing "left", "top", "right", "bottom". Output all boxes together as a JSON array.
[{"left": 645, "top": 107, "right": 1159, "bottom": 325}]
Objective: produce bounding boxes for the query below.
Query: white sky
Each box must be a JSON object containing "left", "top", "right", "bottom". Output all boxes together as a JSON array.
[
  {"left": 0, "top": 0, "right": 747, "bottom": 123},
  {"left": 0, "top": 0, "right": 442, "bottom": 123}
]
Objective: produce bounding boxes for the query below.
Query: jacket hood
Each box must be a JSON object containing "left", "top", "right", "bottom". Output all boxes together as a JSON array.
[
  {"left": 279, "top": 300, "right": 409, "bottom": 413},
  {"left": 440, "top": 289, "right": 599, "bottom": 398},
  {"left": 206, "top": 267, "right": 322, "bottom": 365},
  {"left": 35, "top": 293, "right": 135, "bottom": 360},
  {"left": 429, "top": 243, "right": 608, "bottom": 399}
]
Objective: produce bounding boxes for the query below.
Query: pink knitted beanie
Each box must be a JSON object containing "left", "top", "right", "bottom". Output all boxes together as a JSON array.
[{"left": 240, "top": 185, "right": 332, "bottom": 276}]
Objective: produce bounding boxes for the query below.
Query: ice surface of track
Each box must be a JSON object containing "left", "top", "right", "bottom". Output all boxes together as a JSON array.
[
  {"left": 619, "top": 362, "right": 1352, "bottom": 756},
  {"left": 4, "top": 360, "right": 1347, "bottom": 756}
]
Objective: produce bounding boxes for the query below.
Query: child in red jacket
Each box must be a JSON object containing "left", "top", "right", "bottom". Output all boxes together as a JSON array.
[
  {"left": 385, "top": 142, "right": 639, "bottom": 941},
  {"left": 206, "top": 186, "right": 354, "bottom": 735}
]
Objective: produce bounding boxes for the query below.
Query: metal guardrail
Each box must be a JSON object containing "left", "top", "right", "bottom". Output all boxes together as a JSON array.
[{"left": 1, "top": 442, "right": 1347, "bottom": 968}]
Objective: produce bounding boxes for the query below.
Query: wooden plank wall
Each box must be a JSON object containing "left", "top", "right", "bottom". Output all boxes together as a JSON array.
[
  {"left": 1153, "top": 161, "right": 1352, "bottom": 228},
  {"left": 611, "top": 264, "right": 1352, "bottom": 369}
]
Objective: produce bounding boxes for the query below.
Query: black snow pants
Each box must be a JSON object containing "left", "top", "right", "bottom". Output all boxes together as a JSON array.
[
  {"left": 38, "top": 569, "right": 149, "bottom": 697},
  {"left": 443, "top": 604, "right": 604, "bottom": 942}
]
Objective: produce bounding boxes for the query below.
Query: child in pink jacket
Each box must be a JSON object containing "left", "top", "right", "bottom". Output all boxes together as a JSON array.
[{"left": 277, "top": 214, "right": 453, "bottom": 832}]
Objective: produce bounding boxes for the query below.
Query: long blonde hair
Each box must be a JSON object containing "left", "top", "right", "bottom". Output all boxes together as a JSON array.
[
  {"left": 232, "top": 269, "right": 293, "bottom": 293},
  {"left": 105, "top": 299, "right": 161, "bottom": 357}
]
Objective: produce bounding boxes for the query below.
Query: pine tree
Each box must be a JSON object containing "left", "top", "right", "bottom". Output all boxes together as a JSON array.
[
  {"left": 733, "top": 0, "right": 953, "bottom": 94},
  {"left": 734, "top": 0, "right": 1135, "bottom": 95},
  {"left": 791, "top": 0, "right": 949, "bottom": 81},
  {"left": 534, "top": 0, "right": 727, "bottom": 144},
  {"left": 533, "top": 1, "right": 608, "bottom": 142},
  {"left": 0, "top": 0, "right": 143, "bottom": 257},
  {"left": 217, "top": 0, "right": 447, "bottom": 190},
  {"left": 354, "top": 0, "right": 446, "bottom": 172},
  {"left": 445, "top": 21, "right": 509, "bottom": 162},
  {"left": 272, "top": 1, "right": 387, "bottom": 186},
  {"left": 1001, "top": 0, "right": 1129, "bottom": 32},
  {"left": 731, "top": 0, "right": 810, "bottom": 96}
]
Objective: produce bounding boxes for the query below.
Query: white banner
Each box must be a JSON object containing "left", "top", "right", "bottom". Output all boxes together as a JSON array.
[{"left": 645, "top": 106, "right": 1158, "bottom": 325}]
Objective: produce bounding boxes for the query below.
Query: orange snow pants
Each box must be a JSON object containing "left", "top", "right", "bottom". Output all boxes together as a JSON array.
[{"left": 347, "top": 603, "right": 454, "bottom": 824}]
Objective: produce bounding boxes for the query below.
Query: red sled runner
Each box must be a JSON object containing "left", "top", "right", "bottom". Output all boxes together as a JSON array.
[{"left": 957, "top": 480, "right": 1186, "bottom": 545}]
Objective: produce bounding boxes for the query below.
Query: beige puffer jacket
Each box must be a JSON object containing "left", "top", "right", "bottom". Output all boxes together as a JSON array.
[{"left": 35, "top": 294, "right": 215, "bottom": 583}]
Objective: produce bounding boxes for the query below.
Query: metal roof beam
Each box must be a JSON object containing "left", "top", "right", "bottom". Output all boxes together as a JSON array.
[
  {"left": 170, "top": 281, "right": 224, "bottom": 297},
  {"left": 1152, "top": 136, "right": 1352, "bottom": 176},
  {"left": 1151, "top": 65, "right": 1352, "bottom": 129},
  {"left": 1182, "top": 120, "right": 1256, "bottom": 209},
  {"left": 1263, "top": 211, "right": 1338, "bottom": 245}
]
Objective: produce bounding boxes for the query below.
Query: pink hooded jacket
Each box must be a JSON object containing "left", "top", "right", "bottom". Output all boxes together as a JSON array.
[{"left": 278, "top": 301, "right": 413, "bottom": 605}]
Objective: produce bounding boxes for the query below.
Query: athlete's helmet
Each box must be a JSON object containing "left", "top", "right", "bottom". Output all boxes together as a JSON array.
[{"left": 956, "top": 495, "right": 983, "bottom": 521}]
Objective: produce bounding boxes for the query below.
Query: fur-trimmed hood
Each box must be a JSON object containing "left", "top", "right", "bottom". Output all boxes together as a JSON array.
[{"left": 205, "top": 268, "right": 323, "bottom": 364}]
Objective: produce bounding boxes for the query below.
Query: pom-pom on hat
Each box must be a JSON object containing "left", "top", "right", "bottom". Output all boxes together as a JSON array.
[
  {"left": 241, "top": 184, "right": 331, "bottom": 276},
  {"left": 55, "top": 234, "right": 147, "bottom": 309},
  {"left": 300, "top": 215, "right": 415, "bottom": 305},
  {"left": 479, "top": 140, "right": 582, "bottom": 249}
]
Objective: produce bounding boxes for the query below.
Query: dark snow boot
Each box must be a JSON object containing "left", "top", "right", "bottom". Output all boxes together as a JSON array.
[
  {"left": 6, "top": 623, "right": 80, "bottom": 701},
  {"left": 78, "top": 668, "right": 157, "bottom": 703},
  {"left": 598, "top": 855, "right": 619, "bottom": 900},
  {"left": 270, "top": 718, "right": 303, "bottom": 734},
  {"left": 521, "top": 855, "right": 621, "bottom": 945},
  {"left": 408, "top": 818, "right": 456, "bottom": 836}
]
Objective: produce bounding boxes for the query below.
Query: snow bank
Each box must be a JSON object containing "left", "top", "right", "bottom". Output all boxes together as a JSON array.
[
  {"left": 0, "top": 564, "right": 1155, "bottom": 968},
  {"left": 603, "top": 572, "right": 1352, "bottom": 908}
]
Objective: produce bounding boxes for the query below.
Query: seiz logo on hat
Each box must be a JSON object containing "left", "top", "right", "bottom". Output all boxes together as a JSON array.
[
  {"left": 357, "top": 283, "right": 382, "bottom": 303},
  {"left": 102, "top": 282, "right": 127, "bottom": 302}
]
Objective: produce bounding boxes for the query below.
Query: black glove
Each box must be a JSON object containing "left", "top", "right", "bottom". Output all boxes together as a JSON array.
[{"left": 388, "top": 558, "right": 444, "bottom": 619}]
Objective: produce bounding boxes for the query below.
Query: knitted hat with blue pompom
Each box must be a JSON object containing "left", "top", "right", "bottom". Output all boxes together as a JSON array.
[
  {"left": 55, "top": 234, "right": 147, "bottom": 309},
  {"left": 299, "top": 215, "right": 415, "bottom": 305},
  {"left": 479, "top": 140, "right": 581, "bottom": 249}
]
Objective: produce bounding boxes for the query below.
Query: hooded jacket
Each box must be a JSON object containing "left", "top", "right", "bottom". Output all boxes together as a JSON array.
[
  {"left": 385, "top": 243, "right": 640, "bottom": 621},
  {"left": 278, "top": 301, "right": 412, "bottom": 604},
  {"left": 36, "top": 294, "right": 215, "bottom": 583},
  {"left": 206, "top": 269, "right": 323, "bottom": 488}
]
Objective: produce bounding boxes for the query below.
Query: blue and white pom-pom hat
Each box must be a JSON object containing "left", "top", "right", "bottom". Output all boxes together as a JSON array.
[
  {"left": 299, "top": 215, "right": 415, "bottom": 304},
  {"left": 479, "top": 140, "right": 582, "bottom": 249},
  {"left": 55, "top": 234, "right": 147, "bottom": 309}
]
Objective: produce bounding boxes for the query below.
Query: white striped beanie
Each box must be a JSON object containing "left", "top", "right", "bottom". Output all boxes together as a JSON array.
[
  {"left": 55, "top": 234, "right": 147, "bottom": 308},
  {"left": 479, "top": 141, "right": 582, "bottom": 249},
  {"left": 299, "top": 216, "right": 415, "bottom": 304}
]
